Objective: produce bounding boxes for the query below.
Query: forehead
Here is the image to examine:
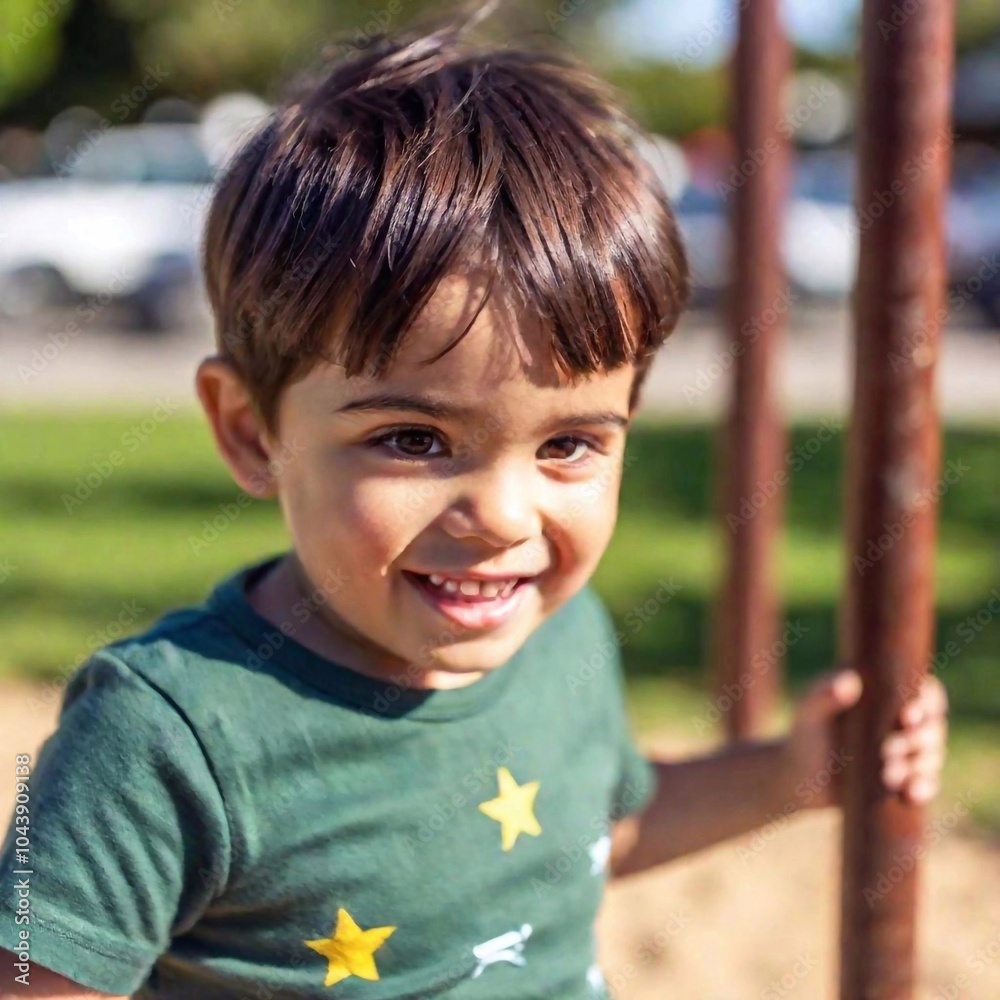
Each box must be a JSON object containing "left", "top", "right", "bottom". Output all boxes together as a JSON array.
[
  {"left": 392, "top": 273, "right": 586, "bottom": 394},
  {"left": 295, "top": 273, "right": 637, "bottom": 417}
]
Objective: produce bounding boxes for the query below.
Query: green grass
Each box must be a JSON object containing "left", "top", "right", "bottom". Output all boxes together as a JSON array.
[{"left": 2, "top": 409, "right": 998, "bottom": 832}]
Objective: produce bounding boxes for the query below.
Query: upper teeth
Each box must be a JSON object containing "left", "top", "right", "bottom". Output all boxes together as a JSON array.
[{"left": 426, "top": 574, "right": 520, "bottom": 598}]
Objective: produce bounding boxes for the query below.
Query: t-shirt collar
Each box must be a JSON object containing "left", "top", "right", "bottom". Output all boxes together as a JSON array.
[{"left": 204, "top": 553, "right": 525, "bottom": 722}]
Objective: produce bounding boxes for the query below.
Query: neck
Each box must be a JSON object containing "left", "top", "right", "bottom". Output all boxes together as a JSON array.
[{"left": 246, "top": 553, "right": 485, "bottom": 691}]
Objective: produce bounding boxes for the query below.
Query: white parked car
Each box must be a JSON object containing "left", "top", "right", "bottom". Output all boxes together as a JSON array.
[
  {"left": 0, "top": 123, "right": 214, "bottom": 330},
  {"left": 674, "top": 150, "right": 862, "bottom": 307}
]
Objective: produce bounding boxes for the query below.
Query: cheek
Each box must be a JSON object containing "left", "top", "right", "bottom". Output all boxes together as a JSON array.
[
  {"left": 282, "top": 461, "right": 440, "bottom": 569},
  {"left": 560, "top": 473, "right": 620, "bottom": 549},
  {"left": 543, "top": 478, "right": 619, "bottom": 596}
]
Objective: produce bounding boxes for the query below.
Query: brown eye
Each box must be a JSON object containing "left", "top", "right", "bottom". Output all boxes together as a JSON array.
[
  {"left": 539, "top": 436, "right": 590, "bottom": 463},
  {"left": 377, "top": 428, "right": 444, "bottom": 458}
]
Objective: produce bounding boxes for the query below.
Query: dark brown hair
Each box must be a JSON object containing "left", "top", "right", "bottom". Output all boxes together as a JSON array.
[{"left": 202, "top": 16, "right": 690, "bottom": 430}]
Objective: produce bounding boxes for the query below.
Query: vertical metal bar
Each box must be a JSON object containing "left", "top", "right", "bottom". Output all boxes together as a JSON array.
[
  {"left": 716, "top": 0, "right": 791, "bottom": 739},
  {"left": 839, "top": 0, "right": 955, "bottom": 996}
]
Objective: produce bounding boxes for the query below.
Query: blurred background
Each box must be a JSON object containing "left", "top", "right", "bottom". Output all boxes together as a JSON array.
[{"left": 1, "top": 0, "right": 998, "bottom": 996}]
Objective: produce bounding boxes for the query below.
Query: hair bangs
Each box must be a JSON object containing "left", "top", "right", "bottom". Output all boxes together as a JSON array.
[{"left": 202, "top": 23, "right": 690, "bottom": 428}]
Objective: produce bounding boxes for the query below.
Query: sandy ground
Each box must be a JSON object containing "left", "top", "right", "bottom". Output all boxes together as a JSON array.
[
  {"left": 1, "top": 681, "right": 996, "bottom": 999},
  {"left": 598, "top": 741, "right": 1000, "bottom": 1000}
]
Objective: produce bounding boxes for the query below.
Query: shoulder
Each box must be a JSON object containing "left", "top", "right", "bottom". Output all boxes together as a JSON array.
[
  {"left": 60, "top": 579, "right": 264, "bottom": 716},
  {"left": 47, "top": 581, "right": 265, "bottom": 768},
  {"left": 52, "top": 645, "right": 215, "bottom": 781},
  {"left": 101, "top": 600, "right": 246, "bottom": 690},
  {"left": 30, "top": 645, "right": 232, "bottom": 883}
]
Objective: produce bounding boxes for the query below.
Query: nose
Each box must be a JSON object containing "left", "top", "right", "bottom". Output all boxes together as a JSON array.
[{"left": 439, "top": 458, "right": 542, "bottom": 549}]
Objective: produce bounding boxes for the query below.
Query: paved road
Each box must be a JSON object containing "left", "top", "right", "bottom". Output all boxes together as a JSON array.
[{"left": 2, "top": 303, "right": 999, "bottom": 421}]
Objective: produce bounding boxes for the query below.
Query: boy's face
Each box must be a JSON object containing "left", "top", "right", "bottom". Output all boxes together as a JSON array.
[{"left": 203, "top": 275, "right": 636, "bottom": 687}]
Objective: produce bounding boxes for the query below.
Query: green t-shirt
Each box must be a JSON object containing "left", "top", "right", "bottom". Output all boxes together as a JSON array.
[{"left": 0, "top": 555, "right": 656, "bottom": 999}]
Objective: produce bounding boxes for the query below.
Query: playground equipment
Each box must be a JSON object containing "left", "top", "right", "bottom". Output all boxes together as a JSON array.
[
  {"left": 715, "top": 0, "right": 791, "bottom": 741},
  {"left": 717, "top": 1, "right": 955, "bottom": 996}
]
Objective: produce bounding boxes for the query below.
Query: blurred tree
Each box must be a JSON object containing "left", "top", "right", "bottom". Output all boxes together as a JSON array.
[
  {"left": 2, "top": 0, "right": 620, "bottom": 121},
  {"left": 1, "top": 0, "right": 73, "bottom": 109},
  {"left": 3, "top": 0, "right": 1000, "bottom": 135},
  {"left": 606, "top": 60, "right": 727, "bottom": 138},
  {"left": 810, "top": 0, "right": 1000, "bottom": 57},
  {"left": 3, "top": 0, "right": 142, "bottom": 124},
  {"left": 956, "top": 0, "right": 1000, "bottom": 52}
]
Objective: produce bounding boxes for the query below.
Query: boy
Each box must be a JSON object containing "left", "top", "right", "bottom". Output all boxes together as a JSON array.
[{"left": 1, "top": 18, "right": 947, "bottom": 1000}]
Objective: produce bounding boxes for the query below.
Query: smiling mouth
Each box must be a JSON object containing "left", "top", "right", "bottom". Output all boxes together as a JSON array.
[
  {"left": 406, "top": 573, "right": 531, "bottom": 601},
  {"left": 401, "top": 571, "right": 538, "bottom": 629}
]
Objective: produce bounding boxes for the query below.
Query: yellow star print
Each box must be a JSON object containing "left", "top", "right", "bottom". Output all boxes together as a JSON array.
[
  {"left": 478, "top": 766, "right": 542, "bottom": 851},
  {"left": 304, "top": 907, "right": 396, "bottom": 987}
]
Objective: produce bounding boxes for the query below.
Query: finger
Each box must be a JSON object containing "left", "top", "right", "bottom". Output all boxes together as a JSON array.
[
  {"left": 882, "top": 728, "right": 946, "bottom": 769},
  {"left": 834, "top": 667, "right": 864, "bottom": 697},
  {"left": 826, "top": 668, "right": 863, "bottom": 710},
  {"left": 894, "top": 710, "right": 948, "bottom": 736},
  {"left": 910, "top": 721, "right": 947, "bottom": 754},
  {"left": 923, "top": 675, "right": 949, "bottom": 718},
  {"left": 900, "top": 699, "right": 924, "bottom": 727},
  {"left": 796, "top": 668, "right": 863, "bottom": 728},
  {"left": 881, "top": 732, "right": 911, "bottom": 760},
  {"left": 902, "top": 774, "right": 939, "bottom": 804},
  {"left": 897, "top": 744, "right": 947, "bottom": 777},
  {"left": 912, "top": 748, "right": 947, "bottom": 780},
  {"left": 881, "top": 747, "right": 946, "bottom": 791},
  {"left": 881, "top": 758, "right": 909, "bottom": 789},
  {"left": 882, "top": 709, "right": 948, "bottom": 755},
  {"left": 899, "top": 675, "right": 948, "bottom": 726}
]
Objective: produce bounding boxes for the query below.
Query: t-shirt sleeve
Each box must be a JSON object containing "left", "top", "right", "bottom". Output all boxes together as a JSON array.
[
  {"left": 0, "top": 650, "right": 231, "bottom": 995},
  {"left": 612, "top": 727, "right": 657, "bottom": 819},
  {"left": 586, "top": 590, "right": 658, "bottom": 820}
]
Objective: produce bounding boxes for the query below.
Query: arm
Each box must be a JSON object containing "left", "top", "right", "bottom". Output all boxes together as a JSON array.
[
  {"left": 610, "top": 738, "right": 797, "bottom": 877},
  {"left": 610, "top": 670, "right": 949, "bottom": 879},
  {"left": 0, "top": 654, "right": 230, "bottom": 998},
  {"left": 0, "top": 950, "right": 126, "bottom": 999}
]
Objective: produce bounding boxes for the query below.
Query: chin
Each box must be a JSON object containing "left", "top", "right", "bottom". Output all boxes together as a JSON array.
[{"left": 416, "top": 633, "right": 528, "bottom": 674}]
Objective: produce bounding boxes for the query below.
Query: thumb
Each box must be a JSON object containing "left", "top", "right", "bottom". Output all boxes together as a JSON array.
[{"left": 795, "top": 668, "right": 863, "bottom": 730}]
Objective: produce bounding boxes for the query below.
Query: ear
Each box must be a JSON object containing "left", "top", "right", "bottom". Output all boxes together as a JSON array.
[{"left": 195, "top": 356, "right": 279, "bottom": 499}]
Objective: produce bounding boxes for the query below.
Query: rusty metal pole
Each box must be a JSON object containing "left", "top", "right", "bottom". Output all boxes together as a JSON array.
[
  {"left": 715, "top": 0, "right": 791, "bottom": 739},
  {"left": 838, "top": 0, "right": 955, "bottom": 996}
]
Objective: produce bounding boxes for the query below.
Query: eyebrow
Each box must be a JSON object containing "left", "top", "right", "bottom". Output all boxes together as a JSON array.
[{"left": 336, "top": 391, "right": 630, "bottom": 430}]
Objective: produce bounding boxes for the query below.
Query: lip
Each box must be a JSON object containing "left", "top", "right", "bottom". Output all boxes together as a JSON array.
[{"left": 402, "top": 571, "right": 535, "bottom": 631}]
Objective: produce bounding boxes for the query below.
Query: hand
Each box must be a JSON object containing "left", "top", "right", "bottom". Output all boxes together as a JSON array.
[{"left": 786, "top": 667, "right": 949, "bottom": 809}]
